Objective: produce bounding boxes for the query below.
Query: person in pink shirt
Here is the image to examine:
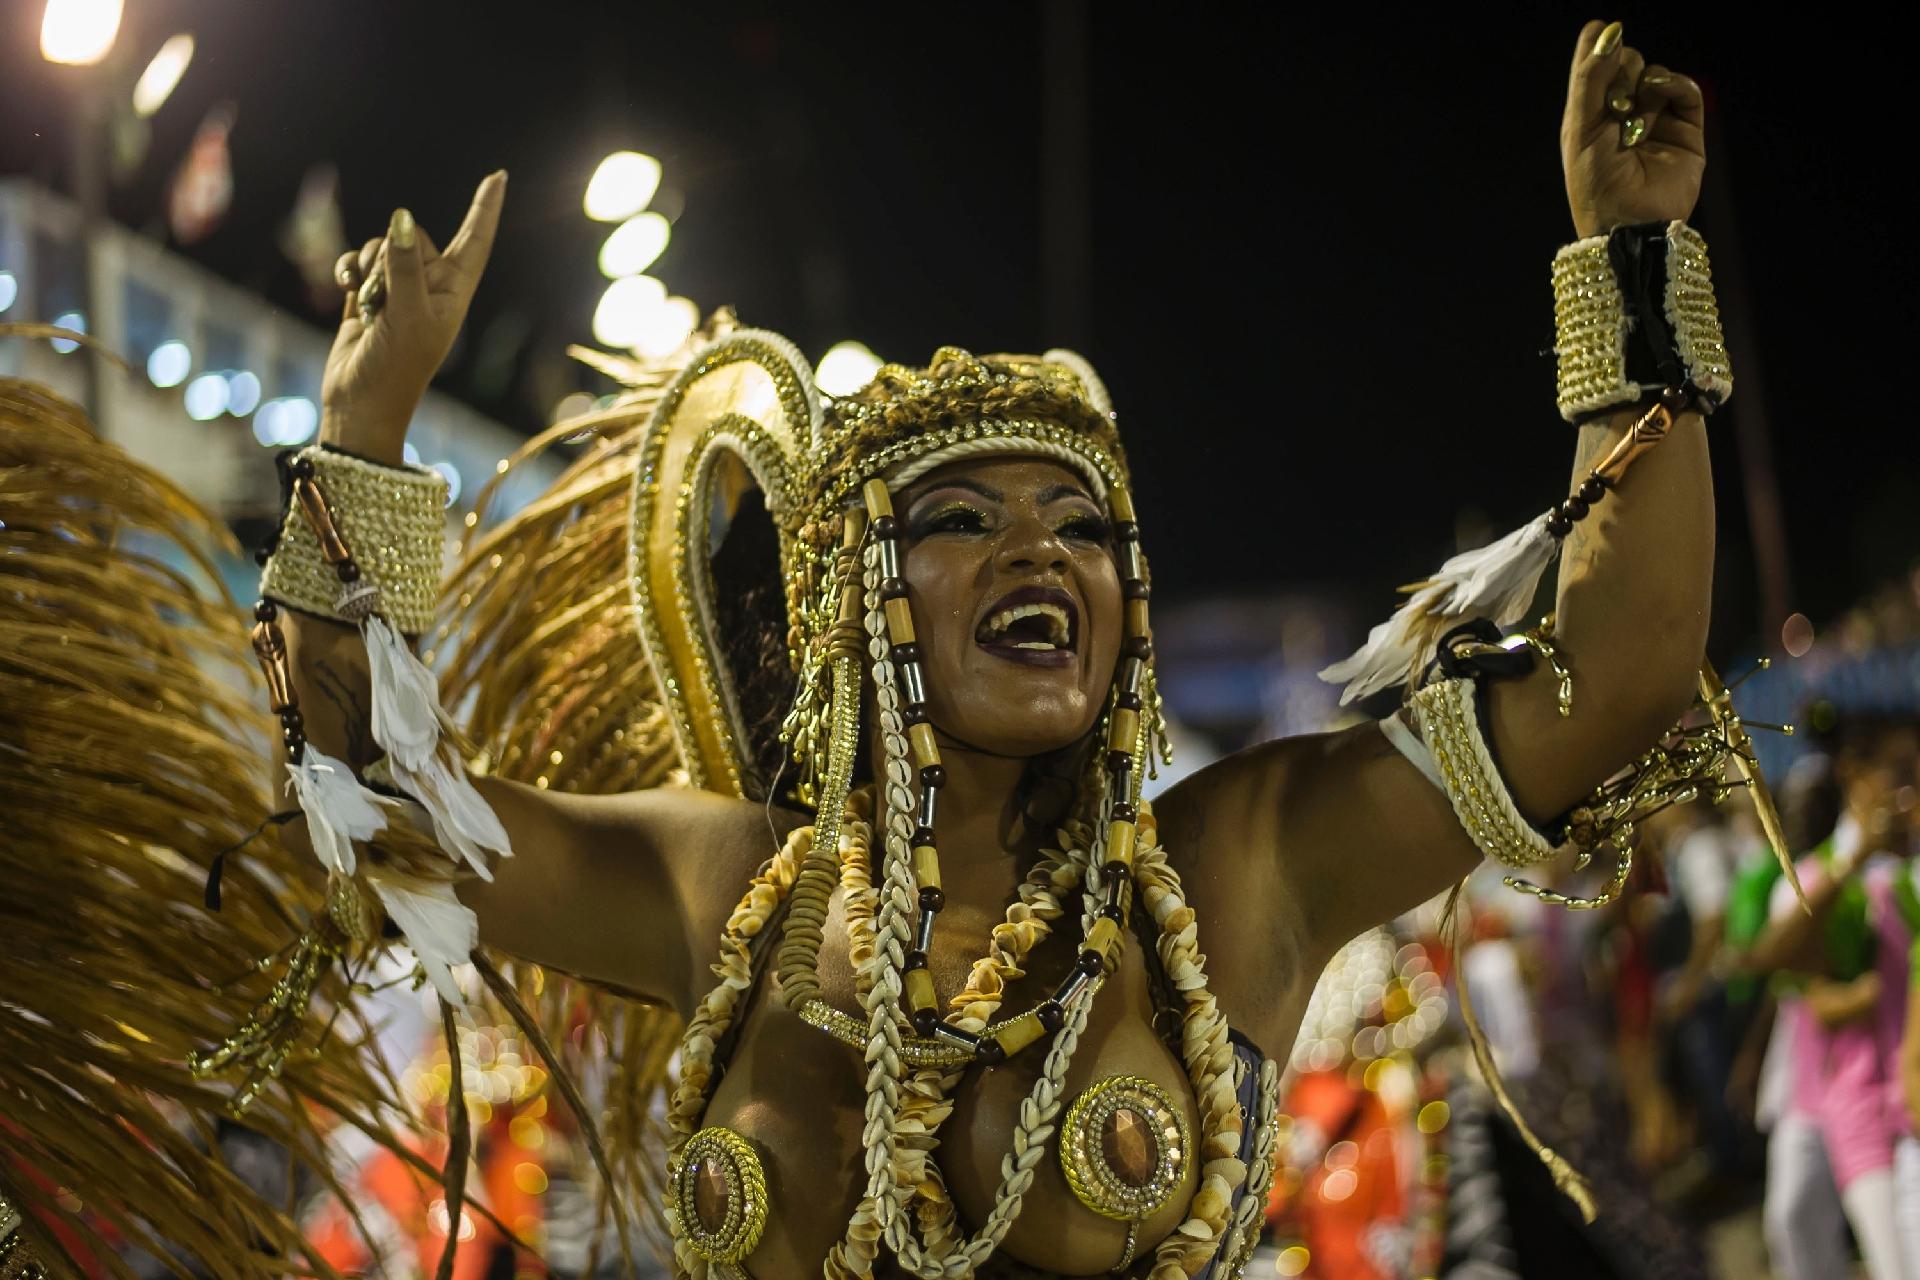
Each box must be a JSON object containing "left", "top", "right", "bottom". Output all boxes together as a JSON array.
[{"left": 1749, "top": 720, "right": 1919, "bottom": 1280}]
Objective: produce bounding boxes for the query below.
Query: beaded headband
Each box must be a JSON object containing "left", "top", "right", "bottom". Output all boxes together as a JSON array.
[{"left": 627, "top": 331, "right": 1142, "bottom": 799}]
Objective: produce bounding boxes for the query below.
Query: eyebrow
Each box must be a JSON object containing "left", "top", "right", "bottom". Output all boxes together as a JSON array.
[
  {"left": 1037, "top": 482, "right": 1096, "bottom": 507},
  {"left": 908, "top": 479, "right": 1002, "bottom": 508}
]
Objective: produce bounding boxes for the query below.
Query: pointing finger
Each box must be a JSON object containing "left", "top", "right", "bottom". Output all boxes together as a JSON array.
[{"left": 442, "top": 171, "right": 507, "bottom": 295}]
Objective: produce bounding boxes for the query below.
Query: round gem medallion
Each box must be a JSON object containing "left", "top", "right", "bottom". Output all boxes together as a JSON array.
[
  {"left": 1058, "top": 1074, "right": 1191, "bottom": 1222},
  {"left": 672, "top": 1126, "right": 768, "bottom": 1264}
]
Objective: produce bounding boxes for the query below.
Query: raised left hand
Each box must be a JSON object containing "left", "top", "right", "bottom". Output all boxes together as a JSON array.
[{"left": 1561, "top": 20, "right": 1706, "bottom": 238}]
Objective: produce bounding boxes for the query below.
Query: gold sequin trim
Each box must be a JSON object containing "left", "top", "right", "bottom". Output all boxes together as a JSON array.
[
  {"left": 669, "top": 1126, "right": 769, "bottom": 1265},
  {"left": 1552, "top": 234, "right": 1631, "bottom": 422},
  {"left": 260, "top": 447, "right": 446, "bottom": 633}
]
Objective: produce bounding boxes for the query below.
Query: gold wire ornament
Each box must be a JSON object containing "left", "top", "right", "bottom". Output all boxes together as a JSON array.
[
  {"left": 1058, "top": 1074, "right": 1192, "bottom": 1225},
  {"left": 671, "top": 1126, "right": 771, "bottom": 1265}
]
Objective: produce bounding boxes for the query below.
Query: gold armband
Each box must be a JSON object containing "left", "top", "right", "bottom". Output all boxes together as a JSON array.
[
  {"left": 1407, "top": 675, "right": 1565, "bottom": 869},
  {"left": 259, "top": 446, "right": 446, "bottom": 634}
]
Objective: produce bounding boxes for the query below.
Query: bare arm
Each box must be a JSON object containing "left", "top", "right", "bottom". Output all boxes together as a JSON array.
[
  {"left": 271, "top": 175, "right": 767, "bottom": 1013},
  {"left": 1902, "top": 979, "right": 1920, "bottom": 1131},
  {"left": 1804, "top": 972, "right": 1882, "bottom": 1029},
  {"left": 282, "top": 610, "right": 772, "bottom": 1013}
]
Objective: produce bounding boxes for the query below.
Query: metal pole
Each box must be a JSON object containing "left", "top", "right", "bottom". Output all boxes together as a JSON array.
[{"left": 1702, "top": 115, "right": 1792, "bottom": 651}]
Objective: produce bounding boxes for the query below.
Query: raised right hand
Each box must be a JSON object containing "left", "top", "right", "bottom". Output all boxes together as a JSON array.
[{"left": 320, "top": 171, "right": 506, "bottom": 464}]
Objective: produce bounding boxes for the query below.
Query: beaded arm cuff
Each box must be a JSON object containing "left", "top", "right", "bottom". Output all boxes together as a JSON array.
[
  {"left": 1553, "top": 220, "right": 1733, "bottom": 423},
  {"left": 1407, "top": 676, "right": 1564, "bottom": 869},
  {"left": 260, "top": 446, "right": 446, "bottom": 635}
]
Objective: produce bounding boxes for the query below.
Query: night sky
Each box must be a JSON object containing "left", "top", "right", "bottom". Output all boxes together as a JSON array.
[{"left": 3, "top": 5, "right": 1911, "bottom": 659}]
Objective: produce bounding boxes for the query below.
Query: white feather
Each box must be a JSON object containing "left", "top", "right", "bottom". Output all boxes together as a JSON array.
[
  {"left": 285, "top": 747, "right": 392, "bottom": 877},
  {"left": 363, "top": 614, "right": 442, "bottom": 771},
  {"left": 390, "top": 750, "right": 512, "bottom": 881},
  {"left": 366, "top": 873, "right": 476, "bottom": 1006},
  {"left": 1431, "top": 513, "right": 1558, "bottom": 623},
  {"left": 1320, "top": 514, "right": 1561, "bottom": 706},
  {"left": 1318, "top": 584, "right": 1447, "bottom": 706}
]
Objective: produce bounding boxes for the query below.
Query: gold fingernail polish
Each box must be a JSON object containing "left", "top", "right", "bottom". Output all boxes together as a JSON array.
[
  {"left": 1609, "top": 92, "right": 1636, "bottom": 115},
  {"left": 1641, "top": 72, "right": 1673, "bottom": 86},
  {"left": 1593, "top": 21, "right": 1623, "bottom": 57},
  {"left": 390, "top": 207, "right": 416, "bottom": 250},
  {"left": 1621, "top": 117, "right": 1648, "bottom": 148}
]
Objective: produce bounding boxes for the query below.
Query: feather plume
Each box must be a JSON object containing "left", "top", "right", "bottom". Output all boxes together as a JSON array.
[
  {"left": 390, "top": 751, "right": 510, "bottom": 880},
  {"left": 285, "top": 745, "right": 394, "bottom": 876},
  {"left": 366, "top": 873, "right": 478, "bottom": 1006},
  {"left": 364, "top": 612, "right": 442, "bottom": 770},
  {"left": 1321, "top": 514, "right": 1560, "bottom": 705}
]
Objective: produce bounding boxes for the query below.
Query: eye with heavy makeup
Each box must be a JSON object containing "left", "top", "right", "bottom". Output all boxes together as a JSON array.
[{"left": 905, "top": 495, "right": 1111, "bottom": 545}]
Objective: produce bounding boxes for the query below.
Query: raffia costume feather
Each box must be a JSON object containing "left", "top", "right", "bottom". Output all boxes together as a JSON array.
[
  {"left": 1, "top": 331, "right": 698, "bottom": 1272},
  {"left": 0, "top": 370, "right": 424, "bottom": 1278}
]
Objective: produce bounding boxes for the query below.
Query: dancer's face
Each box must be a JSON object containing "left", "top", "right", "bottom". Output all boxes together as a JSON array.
[{"left": 896, "top": 456, "right": 1122, "bottom": 759}]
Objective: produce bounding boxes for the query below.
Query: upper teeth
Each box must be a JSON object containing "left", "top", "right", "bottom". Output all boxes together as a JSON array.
[{"left": 982, "top": 602, "right": 1071, "bottom": 648}]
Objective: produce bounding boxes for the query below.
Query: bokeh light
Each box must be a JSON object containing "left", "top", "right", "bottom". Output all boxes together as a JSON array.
[
  {"left": 630, "top": 295, "right": 699, "bottom": 360},
  {"left": 592, "top": 275, "right": 666, "bottom": 348},
  {"left": 183, "top": 373, "right": 228, "bottom": 421},
  {"left": 815, "top": 341, "right": 882, "bottom": 396},
  {"left": 49, "top": 311, "right": 86, "bottom": 354},
  {"left": 1782, "top": 611, "right": 1814, "bottom": 658},
  {"left": 146, "top": 340, "right": 191, "bottom": 387},
  {"left": 131, "top": 33, "right": 194, "bottom": 117},
  {"left": 583, "top": 151, "right": 661, "bottom": 222},
  {"left": 40, "top": 0, "right": 123, "bottom": 66},
  {"left": 0, "top": 271, "right": 17, "bottom": 314},
  {"left": 430, "top": 461, "right": 462, "bottom": 507},
  {"left": 225, "top": 370, "right": 261, "bottom": 417},
  {"left": 598, "top": 211, "right": 671, "bottom": 278}
]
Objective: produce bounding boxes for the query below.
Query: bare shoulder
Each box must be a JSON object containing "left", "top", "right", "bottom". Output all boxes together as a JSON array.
[
  {"left": 1148, "top": 721, "right": 1474, "bottom": 1053},
  {"left": 1148, "top": 733, "right": 1352, "bottom": 1055}
]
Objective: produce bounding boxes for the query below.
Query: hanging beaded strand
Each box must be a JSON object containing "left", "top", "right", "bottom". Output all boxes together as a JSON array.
[
  {"left": 250, "top": 453, "right": 380, "bottom": 766},
  {"left": 861, "top": 479, "right": 954, "bottom": 1043}
]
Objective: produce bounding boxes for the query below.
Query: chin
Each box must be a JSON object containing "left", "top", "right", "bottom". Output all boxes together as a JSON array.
[{"left": 943, "top": 693, "right": 1100, "bottom": 760}]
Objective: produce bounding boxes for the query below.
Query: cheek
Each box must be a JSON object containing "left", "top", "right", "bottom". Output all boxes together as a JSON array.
[{"left": 901, "top": 543, "right": 984, "bottom": 668}]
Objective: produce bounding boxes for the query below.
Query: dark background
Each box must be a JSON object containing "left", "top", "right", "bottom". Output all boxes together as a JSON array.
[{"left": 3, "top": 4, "right": 1911, "bottom": 657}]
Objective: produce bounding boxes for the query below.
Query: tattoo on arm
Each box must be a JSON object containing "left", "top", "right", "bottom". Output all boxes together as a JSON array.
[
  {"left": 312, "top": 658, "right": 372, "bottom": 764},
  {"left": 1559, "top": 422, "right": 1618, "bottom": 582}
]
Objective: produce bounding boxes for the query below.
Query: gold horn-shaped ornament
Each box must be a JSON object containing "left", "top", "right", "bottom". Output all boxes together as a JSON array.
[{"left": 627, "top": 329, "right": 821, "bottom": 794}]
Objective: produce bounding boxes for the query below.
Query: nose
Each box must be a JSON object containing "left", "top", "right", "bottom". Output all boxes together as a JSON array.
[{"left": 995, "top": 512, "right": 1070, "bottom": 574}]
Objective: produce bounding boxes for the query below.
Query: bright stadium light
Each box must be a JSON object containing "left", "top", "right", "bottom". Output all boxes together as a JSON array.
[
  {"left": 583, "top": 151, "right": 661, "bottom": 222},
  {"left": 132, "top": 34, "right": 195, "bottom": 118},
  {"left": 815, "top": 341, "right": 882, "bottom": 396},
  {"left": 598, "top": 211, "right": 671, "bottom": 278},
  {"left": 40, "top": 0, "right": 122, "bottom": 66},
  {"left": 591, "top": 274, "right": 666, "bottom": 348}
]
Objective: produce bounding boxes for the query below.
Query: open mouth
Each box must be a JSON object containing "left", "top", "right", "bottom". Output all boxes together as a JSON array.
[{"left": 975, "top": 586, "right": 1079, "bottom": 667}]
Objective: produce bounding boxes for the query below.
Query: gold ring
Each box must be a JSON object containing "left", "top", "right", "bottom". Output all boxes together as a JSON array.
[{"left": 356, "top": 273, "right": 386, "bottom": 326}]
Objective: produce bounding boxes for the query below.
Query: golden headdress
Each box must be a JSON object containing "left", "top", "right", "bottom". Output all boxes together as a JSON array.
[{"left": 611, "top": 324, "right": 1134, "bottom": 798}]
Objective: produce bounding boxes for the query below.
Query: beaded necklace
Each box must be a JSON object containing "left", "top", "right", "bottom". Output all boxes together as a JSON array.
[{"left": 665, "top": 453, "right": 1277, "bottom": 1278}]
